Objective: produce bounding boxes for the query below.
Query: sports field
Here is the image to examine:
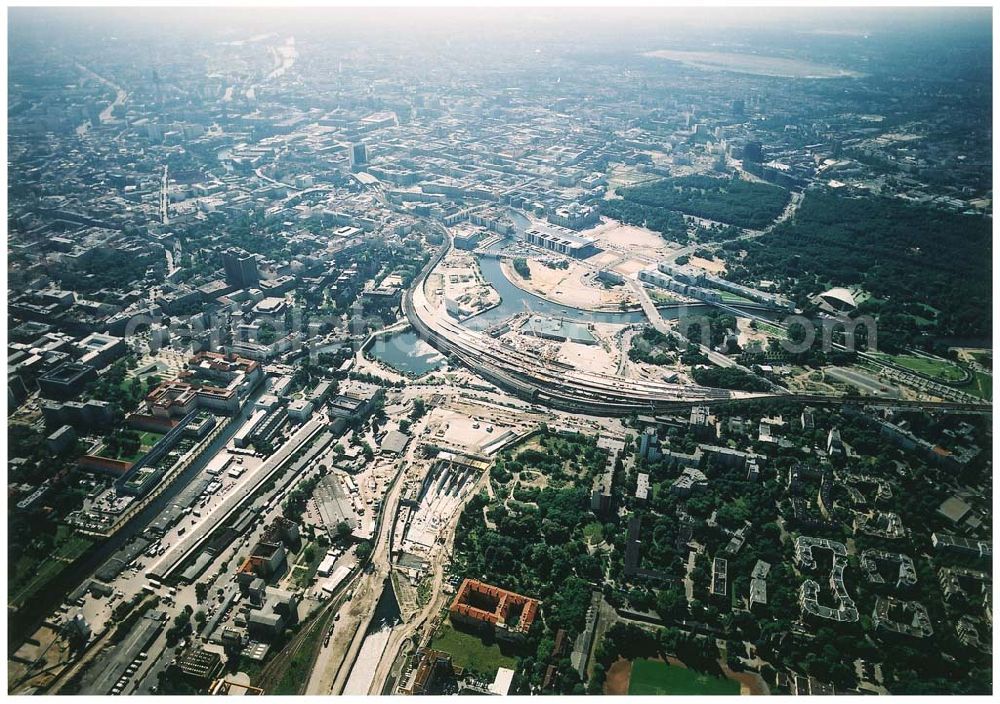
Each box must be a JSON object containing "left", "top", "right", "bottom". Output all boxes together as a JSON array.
[{"left": 628, "top": 659, "right": 739, "bottom": 696}]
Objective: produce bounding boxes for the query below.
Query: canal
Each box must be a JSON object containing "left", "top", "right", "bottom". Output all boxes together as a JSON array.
[{"left": 464, "top": 254, "right": 715, "bottom": 330}]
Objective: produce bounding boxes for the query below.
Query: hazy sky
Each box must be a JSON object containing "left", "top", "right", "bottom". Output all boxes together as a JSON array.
[{"left": 9, "top": 5, "right": 991, "bottom": 40}]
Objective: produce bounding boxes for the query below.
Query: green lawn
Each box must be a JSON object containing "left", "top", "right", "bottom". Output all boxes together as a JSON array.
[
  {"left": 754, "top": 322, "right": 787, "bottom": 340},
  {"left": 964, "top": 370, "right": 992, "bottom": 401},
  {"left": 272, "top": 618, "right": 329, "bottom": 695},
  {"left": 717, "top": 290, "right": 757, "bottom": 305},
  {"left": 882, "top": 354, "right": 967, "bottom": 382},
  {"left": 583, "top": 522, "right": 604, "bottom": 545},
  {"left": 104, "top": 430, "right": 166, "bottom": 462},
  {"left": 430, "top": 621, "right": 519, "bottom": 677},
  {"left": 290, "top": 542, "right": 325, "bottom": 589},
  {"left": 138, "top": 430, "right": 165, "bottom": 447},
  {"left": 650, "top": 290, "right": 680, "bottom": 304},
  {"left": 116, "top": 448, "right": 146, "bottom": 463},
  {"left": 628, "top": 659, "right": 739, "bottom": 696}
]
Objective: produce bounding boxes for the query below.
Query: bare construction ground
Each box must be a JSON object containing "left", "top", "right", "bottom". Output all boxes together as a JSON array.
[
  {"left": 587, "top": 219, "right": 682, "bottom": 260},
  {"left": 428, "top": 250, "right": 499, "bottom": 317},
  {"left": 689, "top": 255, "right": 727, "bottom": 275},
  {"left": 501, "top": 257, "right": 635, "bottom": 310}
]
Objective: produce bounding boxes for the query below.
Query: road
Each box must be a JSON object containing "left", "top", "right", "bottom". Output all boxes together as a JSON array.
[
  {"left": 627, "top": 276, "right": 764, "bottom": 376},
  {"left": 365, "top": 465, "right": 485, "bottom": 694},
  {"left": 824, "top": 366, "right": 897, "bottom": 397},
  {"left": 74, "top": 61, "right": 127, "bottom": 130},
  {"left": 305, "top": 422, "right": 422, "bottom": 695},
  {"left": 160, "top": 165, "right": 169, "bottom": 225}
]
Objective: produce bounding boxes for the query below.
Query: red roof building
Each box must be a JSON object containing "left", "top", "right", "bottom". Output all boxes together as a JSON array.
[{"left": 449, "top": 578, "right": 540, "bottom": 637}]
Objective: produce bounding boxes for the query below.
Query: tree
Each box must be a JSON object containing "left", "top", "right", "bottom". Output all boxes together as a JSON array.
[
  {"left": 410, "top": 398, "right": 426, "bottom": 421},
  {"left": 655, "top": 585, "right": 687, "bottom": 621},
  {"left": 512, "top": 257, "right": 531, "bottom": 279},
  {"left": 355, "top": 540, "right": 373, "bottom": 562},
  {"left": 195, "top": 582, "right": 208, "bottom": 602},
  {"left": 336, "top": 521, "right": 353, "bottom": 541}
]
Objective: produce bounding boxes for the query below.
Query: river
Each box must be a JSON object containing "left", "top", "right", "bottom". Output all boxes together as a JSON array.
[{"left": 463, "top": 254, "right": 715, "bottom": 330}]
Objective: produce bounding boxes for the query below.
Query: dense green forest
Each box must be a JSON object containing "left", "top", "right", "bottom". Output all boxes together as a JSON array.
[
  {"left": 609, "top": 175, "right": 790, "bottom": 230},
  {"left": 725, "top": 192, "right": 992, "bottom": 350},
  {"left": 691, "top": 365, "right": 771, "bottom": 392},
  {"left": 628, "top": 327, "right": 678, "bottom": 366},
  {"left": 451, "top": 431, "right": 614, "bottom": 694}
]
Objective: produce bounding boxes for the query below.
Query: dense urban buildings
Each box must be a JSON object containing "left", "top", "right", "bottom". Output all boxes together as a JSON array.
[{"left": 6, "top": 6, "right": 992, "bottom": 698}]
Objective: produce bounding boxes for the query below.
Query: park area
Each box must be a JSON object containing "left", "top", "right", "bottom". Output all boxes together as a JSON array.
[
  {"left": 9, "top": 525, "right": 94, "bottom": 609},
  {"left": 606, "top": 658, "right": 740, "bottom": 696},
  {"left": 429, "top": 620, "right": 519, "bottom": 677},
  {"left": 99, "top": 428, "right": 166, "bottom": 463},
  {"left": 881, "top": 353, "right": 968, "bottom": 383}
]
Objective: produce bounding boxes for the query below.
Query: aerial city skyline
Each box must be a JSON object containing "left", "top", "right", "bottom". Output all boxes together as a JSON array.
[{"left": 6, "top": 5, "right": 993, "bottom": 697}]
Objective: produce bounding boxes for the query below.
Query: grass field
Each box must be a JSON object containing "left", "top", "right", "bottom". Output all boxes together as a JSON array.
[
  {"left": 272, "top": 619, "right": 327, "bottom": 695},
  {"left": 628, "top": 659, "right": 739, "bottom": 696},
  {"left": 971, "top": 352, "right": 992, "bottom": 369},
  {"left": 289, "top": 541, "right": 325, "bottom": 589},
  {"left": 754, "top": 321, "right": 787, "bottom": 339},
  {"left": 106, "top": 429, "right": 167, "bottom": 462},
  {"left": 137, "top": 430, "right": 165, "bottom": 447},
  {"left": 650, "top": 290, "right": 681, "bottom": 304},
  {"left": 882, "top": 354, "right": 967, "bottom": 382},
  {"left": 964, "top": 370, "right": 992, "bottom": 401},
  {"left": 717, "top": 290, "right": 757, "bottom": 305},
  {"left": 430, "top": 621, "right": 519, "bottom": 676}
]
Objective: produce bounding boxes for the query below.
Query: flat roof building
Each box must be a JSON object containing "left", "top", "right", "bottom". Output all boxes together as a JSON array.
[
  {"left": 522, "top": 227, "right": 597, "bottom": 258},
  {"left": 38, "top": 361, "right": 96, "bottom": 399}
]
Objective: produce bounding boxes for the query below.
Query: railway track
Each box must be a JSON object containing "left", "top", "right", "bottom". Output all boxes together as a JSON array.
[
  {"left": 403, "top": 231, "right": 991, "bottom": 416},
  {"left": 255, "top": 598, "right": 340, "bottom": 694}
]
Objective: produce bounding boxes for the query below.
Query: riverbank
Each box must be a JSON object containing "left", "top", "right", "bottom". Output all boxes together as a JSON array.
[{"left": 498, "top": 256, "right": 643, "bottom": 313}]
